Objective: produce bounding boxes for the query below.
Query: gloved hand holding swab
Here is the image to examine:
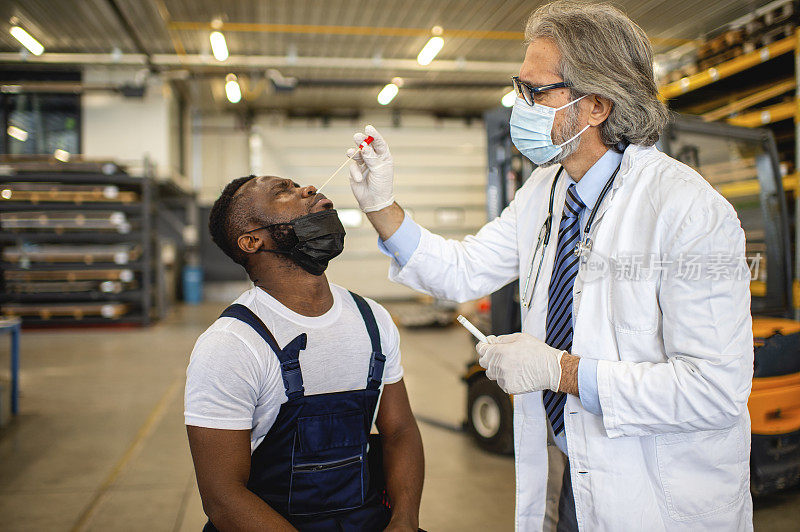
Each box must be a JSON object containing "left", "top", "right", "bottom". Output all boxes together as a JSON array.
[
  {"left": 347, "top": 125, "right": 396, "bottom": 213},
  {"left": 316, "top": 135, "right": 374, "bottom": 194}
]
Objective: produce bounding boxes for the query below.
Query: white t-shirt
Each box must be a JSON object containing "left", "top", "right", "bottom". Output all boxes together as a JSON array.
[{"left": 184, "top": 284, "right": 404, "bottom": 451}]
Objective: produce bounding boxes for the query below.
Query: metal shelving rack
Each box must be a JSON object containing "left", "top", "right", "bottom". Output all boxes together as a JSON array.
[
  {"left": 154, "top": 179, "right": 198, "bottom": 319},
  {"left": 0, "top": 162, "right": 155, "bottom": 326},
  {"left": 659, "top": 28, "right": 800, "bottom": 319}
]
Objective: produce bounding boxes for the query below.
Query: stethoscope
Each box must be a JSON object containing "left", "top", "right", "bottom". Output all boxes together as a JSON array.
[{"left": 521, "top": 162, "right": 621, "bottom": 309}]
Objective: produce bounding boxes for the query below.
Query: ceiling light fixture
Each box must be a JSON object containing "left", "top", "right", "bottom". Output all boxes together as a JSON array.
[
  {"left": 501, "top": 89, "right": 516, "bottom": 107},
  {"left": 10, "top": 26, "right": 44, "bottom": 56},
  {"left": 7, "top": 126, "right": 28, "bottom": 142},
  {"left": 53, "top": 149, "right": 70, "bottom": 162},
  {"left": 377, "top": 82, "right": 399, "bottom": 105},
  {"left": 210, "top": 31, "right": 229, "bottom": 61},
  {"left": 225, "top": 74, "right": 242, "bottom": 103},
  {"left": 417, "top": 27, "right": 444, "bottom": 66}
]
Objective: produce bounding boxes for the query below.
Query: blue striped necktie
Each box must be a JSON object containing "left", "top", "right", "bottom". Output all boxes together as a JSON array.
[{"left": 543, "top": 184, "right": 585, "bottom": 436}]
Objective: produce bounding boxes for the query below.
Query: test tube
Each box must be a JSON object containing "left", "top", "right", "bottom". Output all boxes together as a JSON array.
[{"left": 457, "top": 315, "right": 489, "bottom": 343}]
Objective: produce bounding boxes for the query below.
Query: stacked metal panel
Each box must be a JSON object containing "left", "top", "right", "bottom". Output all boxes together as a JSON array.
[{"left": 0, "top": 161, "right": 154, "bottom": 325}]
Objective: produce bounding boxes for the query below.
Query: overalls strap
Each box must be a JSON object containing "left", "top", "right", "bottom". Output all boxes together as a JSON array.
[
  {"left": 220, "top": 304, "right": 306, "bottom": 400},
  {"left": 348, "top": 292, "right": 386, "bottom": 391}
]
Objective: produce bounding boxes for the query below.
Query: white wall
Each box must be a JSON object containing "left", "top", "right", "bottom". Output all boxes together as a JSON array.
[
  {"left": 196, "top": 111, "right": 487, "bottom": 300},
  {"left": 82, "top": 68, "right": 178, "bottom": 178},
  {"left": 191, "top": 113, "right": 250, "bottom": 197}
]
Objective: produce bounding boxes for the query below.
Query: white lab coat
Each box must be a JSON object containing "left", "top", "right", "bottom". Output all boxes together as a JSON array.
[{"left": 389, "top": 144, "right": 754, "bottom": 531}]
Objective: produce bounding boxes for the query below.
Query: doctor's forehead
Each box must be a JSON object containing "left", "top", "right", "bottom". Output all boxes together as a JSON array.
[{"left": 519, "top": 38, "right": 563, "bottom": 85}]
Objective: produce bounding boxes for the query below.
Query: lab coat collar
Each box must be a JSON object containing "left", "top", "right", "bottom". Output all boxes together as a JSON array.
[
  {"left": 582, "top": 143, "right": 645, "bottom": 230},
  {"left": 617, "top": 143, "right": 657, "bottom": 186},
  {"left": 570, "top": 148, "right": 624, "bottom": 210}
]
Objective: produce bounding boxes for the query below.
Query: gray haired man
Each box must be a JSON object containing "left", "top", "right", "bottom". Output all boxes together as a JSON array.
[{"left": 348, "top": 1, "right": 754, "bottom": 530}]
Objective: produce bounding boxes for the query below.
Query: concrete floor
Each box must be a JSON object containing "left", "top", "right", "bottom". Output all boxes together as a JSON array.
[{"left": 0, "top": 302, "right": 797, "bottom": 531}]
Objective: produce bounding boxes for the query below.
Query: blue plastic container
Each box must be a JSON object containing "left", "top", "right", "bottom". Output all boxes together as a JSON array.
[{"left": 182, "top": 265, "right": 203, "bottom": 304}]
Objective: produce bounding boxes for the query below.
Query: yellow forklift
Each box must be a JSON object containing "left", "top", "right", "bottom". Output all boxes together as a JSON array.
[{"left": 463, "top": 112, "right": 800, "bottom": 495}]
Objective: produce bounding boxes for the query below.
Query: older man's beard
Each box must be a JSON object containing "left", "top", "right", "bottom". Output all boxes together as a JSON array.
[{"left": 537, "top": 104, "right": 583, "bottom": 168}]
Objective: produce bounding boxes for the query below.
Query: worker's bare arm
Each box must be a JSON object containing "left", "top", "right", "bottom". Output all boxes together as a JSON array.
[
  {"left": 365, "top": 202, "right": 406, "bottom": 241},
  {"left": 375, "top": 379, "right": 424, "bottom": 531},
  {"left": 186, "top": 426, "right": 297, "bottom": 532}
]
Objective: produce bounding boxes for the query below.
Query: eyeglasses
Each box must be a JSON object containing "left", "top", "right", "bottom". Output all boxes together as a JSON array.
[{"left": 511, "top": 76, "right": 572, "bottom": 107}]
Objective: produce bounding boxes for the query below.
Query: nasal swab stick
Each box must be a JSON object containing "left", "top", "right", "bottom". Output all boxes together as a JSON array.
[
  {"left": 316, "top": 135, "right": 374, "bottom": 194},
  {"left": 457, "top": 315, "right": 489, "bottom": 343}
]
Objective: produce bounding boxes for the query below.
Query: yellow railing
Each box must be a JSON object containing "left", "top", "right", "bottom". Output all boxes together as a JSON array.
[
  {"left": 726, "top": 99, "right": 799, "bottom": 127},
  {"left": 701, "top": 79, "right": 796, "bottom": 121},
  {"left": 715, "top": 173, "right": 798, "bottom": 199},
  {"left": 659, "top": 35, "right": 797, "bottom": 100}
]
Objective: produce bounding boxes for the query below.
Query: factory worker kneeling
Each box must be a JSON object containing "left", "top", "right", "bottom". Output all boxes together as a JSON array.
[
  {"left": 347, "top": 2, "right": 753, "bottom": 531},
  {"left": 184, "top": 175, "right": 424, "bottom": 531}
]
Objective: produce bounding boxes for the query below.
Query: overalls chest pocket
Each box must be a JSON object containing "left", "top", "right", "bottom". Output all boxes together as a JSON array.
[{"left": 289, "top": 408, "right": 368, "bottom": 516}]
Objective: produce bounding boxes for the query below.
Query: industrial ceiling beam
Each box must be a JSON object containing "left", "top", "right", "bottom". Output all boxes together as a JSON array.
[
  {"left": 166, "top": 21, "right": 697, "bottom": 47},
  {"left": 0, "top": 52, "right": 521, "bottom": 74},
  {"left": 0, "top": 79, "right": 509, "bottom": 93},
  {"left": 0, "top": 81, "right": 142, "bottom": 94}
]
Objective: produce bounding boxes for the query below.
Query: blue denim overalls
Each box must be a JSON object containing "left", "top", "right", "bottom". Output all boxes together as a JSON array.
[{"left": 203, "top": 291, "right": 392, "bottom": 531}]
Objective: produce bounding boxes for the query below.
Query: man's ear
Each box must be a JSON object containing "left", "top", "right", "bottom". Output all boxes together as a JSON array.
[
  {"left": 237, "top": 233, "right": 263, "bottom": 255},
  {"left": 586, "top": 94, "right": 613, "bottom": 127}
]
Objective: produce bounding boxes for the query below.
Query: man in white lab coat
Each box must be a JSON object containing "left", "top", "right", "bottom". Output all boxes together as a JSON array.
[{"left": 346, "top": 1, "right": 754, "bottom": 531}]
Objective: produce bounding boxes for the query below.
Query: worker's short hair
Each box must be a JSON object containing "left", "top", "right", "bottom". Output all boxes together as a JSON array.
[
  {"left": 208, "top": 175, "right": 259, "bottom": 267},
  {"left": 525, "top": 1, "right": 670, "bottom": 148}
]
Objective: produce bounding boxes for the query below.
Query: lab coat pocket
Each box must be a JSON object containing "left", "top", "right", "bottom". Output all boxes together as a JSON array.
[
  {"left": 655, "top": 425, "right": 747, "bottom": 521},
  {"left": 609, "top": 278, "right": 659, "bottom": 334}
]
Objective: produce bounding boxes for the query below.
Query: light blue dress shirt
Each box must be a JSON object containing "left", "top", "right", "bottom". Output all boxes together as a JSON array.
[
  {"left": 378, "top": 213, "right": 421, "bottom": 266},
  {"left": 379, "top": 150, "right": 624, "bottom": 445},
  {"left": 570, "top": 148, "right": 623, "bottom": 418}
]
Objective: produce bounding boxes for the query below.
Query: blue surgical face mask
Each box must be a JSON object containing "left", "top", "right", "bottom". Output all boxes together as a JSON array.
[{"left": 510, "top": 95, "right": 590, "bottom": 165}]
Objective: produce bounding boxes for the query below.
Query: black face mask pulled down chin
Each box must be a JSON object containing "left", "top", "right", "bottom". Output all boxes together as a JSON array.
[{"left": 259, "top": 209, "right": 346, "bottom": 276}]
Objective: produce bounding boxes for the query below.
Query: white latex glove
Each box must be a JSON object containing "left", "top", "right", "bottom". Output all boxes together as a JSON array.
[
  {"left": 347, "top": 125, "right": 395, "bottom": 212},
  {"left": 476, "top": 332, "right": 565, "bottom": 395}
]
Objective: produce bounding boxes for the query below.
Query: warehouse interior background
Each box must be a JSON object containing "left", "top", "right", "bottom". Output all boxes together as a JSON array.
[{"left": 0, "top": 0, "right": 798, "bottom": 530}]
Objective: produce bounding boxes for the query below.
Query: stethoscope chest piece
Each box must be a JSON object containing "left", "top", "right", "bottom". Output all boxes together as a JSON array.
[{"left": 575, "top": 238, "right": 592, "bottom": 264}]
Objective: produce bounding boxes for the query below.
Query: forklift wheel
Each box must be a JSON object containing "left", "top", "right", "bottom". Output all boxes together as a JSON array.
[{"left": 467, "top": 376, "right": 514, "bottom": 455}]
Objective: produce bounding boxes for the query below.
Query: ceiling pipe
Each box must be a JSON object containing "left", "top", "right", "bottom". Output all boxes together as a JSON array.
[
  {"left": 0, "top": 52, "right": 520, "bottom": 74},
  {"left": 180, "top": 71, "right": 510, "bottom": 88},
  {"left": 0, "top": 81, "right": 145, "bottom": 96}
]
